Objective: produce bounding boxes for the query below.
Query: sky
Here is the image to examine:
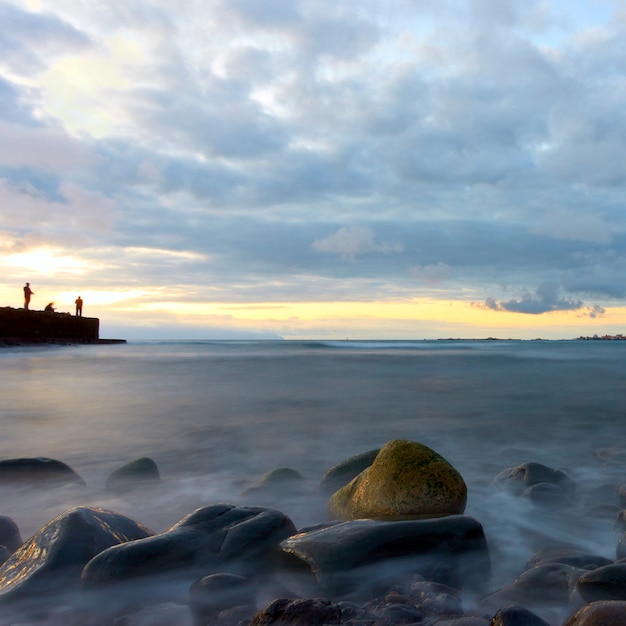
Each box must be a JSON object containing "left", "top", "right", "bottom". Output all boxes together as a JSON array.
[{"left": 1, "top": 0, "right": 626, "bottom": 340}]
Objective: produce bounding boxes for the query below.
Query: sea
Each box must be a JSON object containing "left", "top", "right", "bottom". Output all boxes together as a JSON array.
[{"left": 1, "top": 338, "right": 625, "bottom": 586}]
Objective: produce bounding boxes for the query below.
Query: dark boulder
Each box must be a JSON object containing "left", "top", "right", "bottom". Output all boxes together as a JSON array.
[
  {"left": 319, "top": 449, "right": 379, "bottom": 496},
  {"left": 241, "top": 467, "right": 306, "bottom": 498},
  {"left": 105, "top": 457, "right": 161, "bottom": 493},
  {"left": 577, "top": 563, "right": 626, "bottom": 602},
  {"left": 279, "top": 515, "right": 490, "bottom": 598},
  {"left": 249, "top": 598, "right": 342, "bottom": 626},
  {"left": 0, "top": 506, "right": 153, "bottom": 601},
  {"left": 189, "top": 572, "right": 254, "bottom": 624},
  {"left": 563, "top": 600, "right": 626, "bottom": 625},
  {"left": 491, "top": 605, "right": 551, "bottom": 626},
  {"left": 82, "top": 504, "right": 297, "bottom": 587},
  {"left": 0, "top": 515, "right": 22, "bottom": 553},
  {"left": 493, "top": 462, "right": 575, "bottom": 497},
  {"left": 526, "top": 546, "right": 612, "bottom": 571},
  {"left": 0, "top": 457, "right": 85, "bottom": 487}
]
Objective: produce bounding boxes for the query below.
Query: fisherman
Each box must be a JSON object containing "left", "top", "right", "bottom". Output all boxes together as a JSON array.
[
  {"left": 75, "top": 296, "right": 83, "bottom": 317},
  {"left": 23, "top": 283, "right": 34, "bottom": 310},
  {"left": 44, "top": 302, "right": 55, "bottom": 312}
]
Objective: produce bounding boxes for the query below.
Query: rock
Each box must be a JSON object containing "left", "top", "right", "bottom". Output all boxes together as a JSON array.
[
  {"left": 0, "top": 457, "right": 85, "bottom": 487},
  {"left": 526, "top": 546, "right": 612, "bottom": 571},
  {"left": 327, "top": 439, "right": 467, "bottom": 521},
  {"left": 0, "top": 515, "right": 22, "bottom": 553},
  {"left": 431, "top": 619, "right": 490, "bottom": 626},
  {"left": 491, "top": 605, "right": 551, "bottom": 626},
  {"left": 249, "top": 598, "right": 342, "bottom": 625},
  {"left": 82, "top": 504, "right": 297, "bottom": 587},
  {"left": 577, "top": 563, "right": 626, "bottom": 602},
  {"left": 189, "top": 573, "right": 254, "bottom": 623},
  {"left": 279, "top": 515, "right": 490, "bottom": 598},
  {"left": 242, "top": 468, "right": 306, "bottom": 498},
  {"left": 319, "top": 449, "right": 379, "bottom": 496},
  {"left": 563, "top": 600, "right": 626, "bottom": 625},
  {"left": 483, "top": 562, "right": 583, "bottom": 609},
  {"left": 521, "top": 482, "right": 572, "bottom": 506},
  {"left": 409, "top": 580, "right": 464, "bottom": 618},
  {"left": 105, "top": 457, "right": 161, "bottom": 493},
  {"left": 0, "top": 506, "right": 153, "bottom": 601},
  {"left": 493, "top": 462, "right": 575, "bottom": 497}
]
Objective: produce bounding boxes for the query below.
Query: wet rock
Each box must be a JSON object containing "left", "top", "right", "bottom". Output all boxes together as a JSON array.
[
  {"left": 241, "top": 468, "right": 306, "bottom": 498},
  {"left": 328, "top": 439, "right": 467, "bottom": 521},
  {"left": 491, "top": 605, "right": 551, "bottom": 626},
  {"left": 521, "top": 482, "right": 572, "bottom": 506},
  {"left": 0, "top": 457, "right": 85, "bottom": 487},
  {"left": 483, "top": 562, "right": 583, "bottom": 609},
  {"left": 0, "top": 515, "right": 22, "bottom": 553},
  {"left": 0, "top": 506, "right": 153, "bottom": 602},
  {"left": 279, "top": 515, "right": 490, "bottom": 598},
  {"left": 249, "top": 597, "right": 342, "bottom": 625},
  {"left": 493, "top": 462, "right": 575, "bottom": 497},
  {"left": 563, "top": 600, "right": 626, "bottom": 625},
  {"left": 105, "top": 457, "right": 161, "bottom": 493},
  {"left": 577, "top": 563, "right": 626, "bottom": 602},
  {"left": 189, "top": 572, "right": 254, "bottom": 624},
  {"left": 428, "top": 618, "right": 490, "bottom": 626},
  {"left": 526, "top": 546, "right": 612, "bottom": 571},
  {"left": 320, "top": 449, "right": 379, "bottom": 496},
  {"left": 82, "top": 504, "right": 297, "bottom": 587},
  {"left": 409, "top": 580, "right": 464, "bottom": 618}
]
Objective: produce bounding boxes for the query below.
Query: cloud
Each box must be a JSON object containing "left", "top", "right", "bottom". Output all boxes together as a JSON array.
[
  {"left": 312, "top": 226, "right": 403, "bottom": 259},
  {"left": 529, "top": 207, "right": 612, "bottom": 245},
  {"left": 478, "top": 281, "right": 584, "bottom": 314},
  {"left": 410, "top": 262, "right": 453, "bottom": 284}
]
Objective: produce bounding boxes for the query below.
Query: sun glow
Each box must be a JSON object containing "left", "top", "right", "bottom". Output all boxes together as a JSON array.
[{"left": 4, "top": 248, "right": 87, "bottom": 275}]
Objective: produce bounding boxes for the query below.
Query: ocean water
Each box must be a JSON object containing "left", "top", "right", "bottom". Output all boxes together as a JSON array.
[{"left": 1, "top": 339, "right": 625, "bottom": 588}]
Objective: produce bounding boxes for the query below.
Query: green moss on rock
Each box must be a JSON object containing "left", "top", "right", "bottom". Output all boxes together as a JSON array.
[{"left": 327, "top": 439, "right": 467, "bottom": 521}]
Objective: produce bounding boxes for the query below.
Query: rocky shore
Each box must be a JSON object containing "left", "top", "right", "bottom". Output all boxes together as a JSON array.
[{"left": 0, "top": 440, "right": 625, "bottom": 625}]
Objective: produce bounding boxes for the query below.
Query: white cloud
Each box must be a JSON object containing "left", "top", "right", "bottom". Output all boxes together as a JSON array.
[{"left": 312, "top": 226, "right": 403, "bottom": 259}]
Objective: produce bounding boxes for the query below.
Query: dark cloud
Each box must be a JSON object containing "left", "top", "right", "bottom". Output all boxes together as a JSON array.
[{"left": 480, "top": 281, "right": 584, "bottom": 314}]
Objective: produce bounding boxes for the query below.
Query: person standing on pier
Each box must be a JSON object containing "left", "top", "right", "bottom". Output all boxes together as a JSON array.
[
  {"left": 75, "top": 296, "right": 83, "bottom": 316},
  {"left": 23, "top": 283, "right": 34, "bottom": 310}
]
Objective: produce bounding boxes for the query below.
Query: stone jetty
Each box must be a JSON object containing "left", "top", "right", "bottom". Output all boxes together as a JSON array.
[{"left": 0, "top": 306, "right": 124, "bottom": 345}]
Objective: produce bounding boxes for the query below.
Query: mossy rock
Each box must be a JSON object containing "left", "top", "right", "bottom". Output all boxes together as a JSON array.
[{"left": 328, "top": 439, "right": 467, "bottom": 520}]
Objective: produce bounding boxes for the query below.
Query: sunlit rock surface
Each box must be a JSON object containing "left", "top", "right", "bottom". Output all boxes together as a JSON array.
[
  {"left": 328, "top": 439, "right": 467, "bottom": 520},
  {"left": 0, "top": 506, "right": 154, "bottom": 601}
]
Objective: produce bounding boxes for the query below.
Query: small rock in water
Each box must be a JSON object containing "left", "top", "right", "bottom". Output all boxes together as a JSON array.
[
  {"left": 563, "top": 600, "right": 626, "bottom": 626},
  {"left": 577, "top": 563, "right": 626, "bottom": 602},
  {"left": 241, "top": 467, "right": 306, "bottom": 498},
  {"left": 249, "top": 598, "right": 342, "bottom": 626},
  {"left": 319, "top": 448, "right": 379, "bottom": 496},
  {"left": 0, "top": 515, "right": 22, "bottom": 553},
  {"left": 105, "top": 457, "right": 161, "bottom": 493},
  {"left": 0, "top": 457, "right": 85, "bottom": 487},
  {"left": 493, "top": 461, "right": 575, "bottom": 497}
]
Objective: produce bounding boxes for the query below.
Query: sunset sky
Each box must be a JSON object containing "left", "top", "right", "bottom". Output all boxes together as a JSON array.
[{"left": 2, "top": 0, "right": 626, "bottom": 340}]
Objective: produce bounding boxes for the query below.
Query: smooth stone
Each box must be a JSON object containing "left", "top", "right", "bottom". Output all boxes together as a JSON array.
[
  {"left": 328, "top": 439, "right": 467, "bottom": 521},
  {"left": 319, "top": 449, "right": 379, "bottom": 496},
  {"left": 189, "top": 572, "right": 254, "bottom": 621},
  {"left": 577, "top": 563, "right": 626, "bottom": 602},
  {"left": 241, "top": 467, "right": 306, "bottom": 498},
  {"left": 0, "top": 506, "right": 153, "bottom": 601},
  {"left": 249, "top": 598, "right": 342, "bottom": 626},
  {"left": 409, "top": 579, "right": 464, "bottom": 617},
  {"left": 0, "top": 457, "right": 85, "bottom": 487},
  {"left": 0, "top": 516, "right": 22, "bottom": 552},
  {"left": 483, "top": 562, "right": 583, "bottom": 609},
  {"left": 491, "top": 605, "right": 551, "bottom": 626},
  {"left": 82, "top": 504, "right": 297, "bottom": 587},
  {"left": 111, "top": 601, "right": 193, "bottom": 625},
  {"left": 430, "top": 619, "right": 491, "bottom": 626},
  {"left": 526, "top": 546, "right": 612, "bottom": 571},
  {"left": 105, "top": 457, "right": 161, "bottom": 493},
  {"left": 521, "top": 482, "right": 572, "bottom": 506},
  {"left": 279, "top": 515, "right": 490, "bottom": 598},
  {"left": 493, "top": 462, "right": 575, "bottom": 497},
  {"left": 563, "top": 600, "right": 626, "bottom": 625}
]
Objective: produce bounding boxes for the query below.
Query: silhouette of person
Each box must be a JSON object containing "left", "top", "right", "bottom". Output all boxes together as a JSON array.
[
  {"left": 23, "top": 283, "right": 34, "bottom": 310},
  {"left": 44, "top": 302, "right": 55, "bottom": 312},
  {"left": 75, "top": 296, "right": 83, "bottom": 317}
]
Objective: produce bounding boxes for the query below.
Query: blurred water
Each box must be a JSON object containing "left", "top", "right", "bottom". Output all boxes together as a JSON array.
[{"left": 1, "top": 339, "right": 625, "bottom": 584}]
